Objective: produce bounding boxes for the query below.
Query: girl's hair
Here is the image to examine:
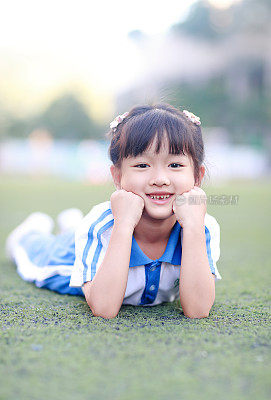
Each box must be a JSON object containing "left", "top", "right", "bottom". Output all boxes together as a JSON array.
[{"left": 107, "top": 103, "right": 205, "bottom": 185}]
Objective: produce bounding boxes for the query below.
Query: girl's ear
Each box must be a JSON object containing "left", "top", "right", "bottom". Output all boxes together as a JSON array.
[
  {"left": 195, "top": 165, "right": 205, "bottom": 187},
  {"left": 110, "top": 165, "right": 122, "bottom": 190}
]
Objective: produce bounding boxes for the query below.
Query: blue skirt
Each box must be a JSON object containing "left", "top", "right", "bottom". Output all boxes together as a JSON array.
[{"left": 18, "top": 230, "right": 84, "bottom": 297}]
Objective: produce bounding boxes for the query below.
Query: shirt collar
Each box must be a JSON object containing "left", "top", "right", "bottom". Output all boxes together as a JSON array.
[{"left": 129, "top": 221, "right": 182, "bottom": 267}]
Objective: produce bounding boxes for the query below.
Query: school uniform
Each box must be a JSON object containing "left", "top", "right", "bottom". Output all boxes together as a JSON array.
[{"left": 10, "top": 201, "right": 222, "bottom": 306}]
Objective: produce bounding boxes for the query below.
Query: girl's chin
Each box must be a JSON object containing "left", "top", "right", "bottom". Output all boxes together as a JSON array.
[{"left": 143, "top": 206, "right": 173, "bottom": 220}]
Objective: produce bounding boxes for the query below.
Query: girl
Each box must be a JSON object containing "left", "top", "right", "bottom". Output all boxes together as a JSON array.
[{"left": 6, "top": 103, "right": 222, "bottom": 319}]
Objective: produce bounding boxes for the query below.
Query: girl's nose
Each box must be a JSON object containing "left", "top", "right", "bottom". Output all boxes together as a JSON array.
[{"left": 149, "top": 171, "right": 170, "bottom": 186}]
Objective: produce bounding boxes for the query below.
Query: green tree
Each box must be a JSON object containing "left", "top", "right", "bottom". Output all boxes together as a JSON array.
[
  {"left": 35, "top": 93, "right": 103, "bottom": 140},
  {"left": 171, "top": 0, "right": 271, "bottom": 40},
  {"left": 3, "top": 93, "right": 106, "bottom": 140},
  {"left": 171, "top": 0, "right": 230, "bottom": 40}
]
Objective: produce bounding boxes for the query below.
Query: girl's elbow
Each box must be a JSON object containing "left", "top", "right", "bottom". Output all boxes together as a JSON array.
[
  {"left": 88, "top": 301, "right": 120, "bottom": 319},
  {"left": 184, "top": 310, "right": 210, "bottom": 319},
  {"left": 84, "top": 282, "right": 120, "bottom": 319},
  {"left": 182, "top": 304, "right": 213, "bottom": 319},
  {"left": 93, "top": 310, "right": 119, "bottom": 319}
]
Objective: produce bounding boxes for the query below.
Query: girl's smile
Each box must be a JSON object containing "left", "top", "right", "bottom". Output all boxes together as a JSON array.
[{"left": 146, "top": 192, "right": 174, "bottom": 205}]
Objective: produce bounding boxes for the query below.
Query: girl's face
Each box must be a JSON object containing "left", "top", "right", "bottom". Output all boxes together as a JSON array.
[{"left": 111, "top": 137, "right": 205, "bottom": 221}]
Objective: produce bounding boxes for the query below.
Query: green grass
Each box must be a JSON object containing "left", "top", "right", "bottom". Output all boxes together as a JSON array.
[{"left": 0, "top": 175, "right": 270, "bottom": 400}]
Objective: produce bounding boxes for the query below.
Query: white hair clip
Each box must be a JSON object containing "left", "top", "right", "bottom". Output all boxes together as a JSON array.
[
  {"left": 109, "top": 112, "right": 129, "bottom": 131},
  {"left": 183, "top": 109, "right": 201, "bottom": 126}
]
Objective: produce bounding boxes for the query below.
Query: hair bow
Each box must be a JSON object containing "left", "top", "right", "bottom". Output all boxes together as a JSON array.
[
  {"left": 183, "top": 110, "right": 201, "bottom": 126},
  {"left": 109, "top": 112, "right": 129, "bottom": 130}
]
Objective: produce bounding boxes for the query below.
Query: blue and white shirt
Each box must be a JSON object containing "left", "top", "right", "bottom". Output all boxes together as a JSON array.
[{"left": 69, "top": 201, "right": 222, "bottom": 306}]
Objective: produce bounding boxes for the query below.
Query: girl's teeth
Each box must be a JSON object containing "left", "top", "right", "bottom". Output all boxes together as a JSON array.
[{"left": 150, "top": 195, "right": 170, "bottom": 200}]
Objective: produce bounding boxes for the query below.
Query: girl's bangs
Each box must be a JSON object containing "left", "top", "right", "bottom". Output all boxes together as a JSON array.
[{"left": 120, "top": 111, "right": 189, "bottom": 159}]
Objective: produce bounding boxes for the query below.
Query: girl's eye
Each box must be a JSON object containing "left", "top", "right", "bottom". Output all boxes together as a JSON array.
[
  {"left": 169, "top": 163, "right": 184, "bottom": 168},
  {"left": 136, "top": 164, "right": 147, "bottom": 169}
]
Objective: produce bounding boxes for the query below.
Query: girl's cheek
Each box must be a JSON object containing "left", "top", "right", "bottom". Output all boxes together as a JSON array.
[
  {"left": 120, "top": 178, "right": 136, "bottom": 192},
  {"left": 125, "top": 175, "right": 141, "bottom": 190},
  {"left": 177, "top": 175, "right": 194, "bottom": 190}
]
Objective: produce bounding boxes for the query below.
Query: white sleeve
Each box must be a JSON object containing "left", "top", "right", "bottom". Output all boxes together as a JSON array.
[
  {"left": 204, "top": 213, "right": 222, "bottom": 281},
  {"left": 69, "top": 202, "right": 114, "bottom": 288}
]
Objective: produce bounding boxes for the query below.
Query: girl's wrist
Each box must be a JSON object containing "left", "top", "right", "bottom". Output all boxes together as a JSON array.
[
  {"left": 179, "top": 220, "right": 205, "bottom": 232},
  {"left": 113, "top": 220, "right": 135, "bottom": 234}
]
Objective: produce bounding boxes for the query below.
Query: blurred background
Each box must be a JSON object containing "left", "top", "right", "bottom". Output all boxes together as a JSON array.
[
  {"left": 0, "top": 0, "right": 270, "bottom": 184},
  {"left": 1, "top": 4, "right": 270, "bottom": 397}
]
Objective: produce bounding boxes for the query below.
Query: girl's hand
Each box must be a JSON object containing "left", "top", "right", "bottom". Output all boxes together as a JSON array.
[
  {"left": 110, "top": 189, "right": 144, "bottom": 230},
  {"left": 172, "top": 186, "right": 207, "bottom": 229}
]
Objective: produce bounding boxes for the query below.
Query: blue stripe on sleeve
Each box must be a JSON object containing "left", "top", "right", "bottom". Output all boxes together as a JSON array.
[
  {"left": 82, "top": 209, "right": 112, "bottom": 282},
  {"left": 205, "top": 226, "right": 215, "bottom": 274},
  {"left": 90, "top": 219, "right": 114, "bottom": 280}
]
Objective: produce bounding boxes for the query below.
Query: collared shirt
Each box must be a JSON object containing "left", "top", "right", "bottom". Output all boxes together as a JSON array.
[{"left": 69, "top": 200, "right": 222, "bottom": 306}]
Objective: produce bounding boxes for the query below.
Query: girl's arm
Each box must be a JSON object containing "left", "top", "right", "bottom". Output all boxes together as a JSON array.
[
  {"left": 83, "top": 222, "right": 134, "bottom": 319},
  {"left": 84, "top": 189, "right": 144, "bottom": 319},
  {"left": 173, "top": 186, "right": 215, "bottom": 319},
  {"left": 179, "top": 224, "right": 215, "bottom": 318}
]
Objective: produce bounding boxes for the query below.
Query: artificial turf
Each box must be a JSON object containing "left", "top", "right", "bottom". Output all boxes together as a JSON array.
[{"left": 0, "top": 175, "right": 270, "bottom": 400}]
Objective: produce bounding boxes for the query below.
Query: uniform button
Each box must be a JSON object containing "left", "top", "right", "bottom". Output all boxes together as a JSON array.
[
  {"left": 150, "top": 266, "right": 156, "bottom": 271},
  {"left": 149, "top": 285, "right": 156, "bottom": 291}
]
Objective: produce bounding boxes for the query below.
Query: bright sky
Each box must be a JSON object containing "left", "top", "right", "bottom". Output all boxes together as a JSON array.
[{"left": 0, "top": 0, "right": 240, "bottom": 121}]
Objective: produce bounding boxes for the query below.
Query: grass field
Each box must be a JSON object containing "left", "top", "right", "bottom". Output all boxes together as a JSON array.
[{"left": 0, "top": 175, "right": 270, "bottom": 400}]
